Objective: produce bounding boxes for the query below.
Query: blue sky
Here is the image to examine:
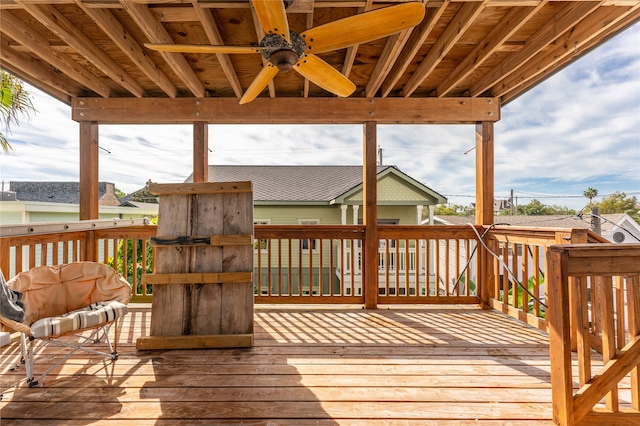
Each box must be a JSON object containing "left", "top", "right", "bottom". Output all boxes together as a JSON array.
[{"left": 1, "top": 24, "right": 638, "bottom": 212}]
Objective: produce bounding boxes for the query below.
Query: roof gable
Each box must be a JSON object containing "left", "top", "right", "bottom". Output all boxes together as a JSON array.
[{"left": 336, "top": 167, "right": 447, "bottom": 205}]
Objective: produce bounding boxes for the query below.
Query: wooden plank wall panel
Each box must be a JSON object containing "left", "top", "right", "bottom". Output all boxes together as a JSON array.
[
  {"left": 150, "top": 193, "right": 191, "bottom": 337},
  {"left": 142, "top": 182, "right": 254, "bottom": 348},
  {"left": 221, "top": 190, "right": 254, "bottom": 335},
  {"left": 191, "top": 192, "right": 224, "bottom": 335}
]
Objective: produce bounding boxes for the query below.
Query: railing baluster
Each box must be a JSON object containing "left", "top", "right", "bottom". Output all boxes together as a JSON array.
[
  {"left": 615, "top": 275, "right": 626, "bottom": 350},
  {"left": 425, "top": 238, "right": 431, "bottom": 296},
  {"left": 575, "top": 275, "right": 591, "bottom": 387},
  {"left": 598, "top": 275, "right": 618, "bottom": 410},
  {"left": 629, "top": 275, "right": 640, "bottom": 411},
  {"left": 267, "top": 238, "right": 273, "bottom": 296}
]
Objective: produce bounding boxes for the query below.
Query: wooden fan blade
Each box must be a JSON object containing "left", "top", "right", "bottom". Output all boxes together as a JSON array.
[
  {"left": 145, "top": 44, "right": 261, "bottom": 54},
  {"left": 294, "top": 54, "right": 356, "bottom": 98},
  {"left": 252, "top": 0, "right": 290, "bottom": 42},
  {"left": 300, "top": 2, "right": 425, "bottom": 54},
  {"left": 240, "top": 64, "right": 280, "bottom": 104}
]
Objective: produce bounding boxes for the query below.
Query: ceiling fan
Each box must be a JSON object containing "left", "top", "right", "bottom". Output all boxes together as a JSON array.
[{"left": 145, "top": 0, "right": 425, "bottom": 104}]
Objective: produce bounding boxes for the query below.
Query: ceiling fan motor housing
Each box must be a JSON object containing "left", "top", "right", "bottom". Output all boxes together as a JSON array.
[{"left": 260, "top": 32, "right": 306, "bottom": 72}]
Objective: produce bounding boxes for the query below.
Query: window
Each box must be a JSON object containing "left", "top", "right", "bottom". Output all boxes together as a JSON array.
[
  {"left": 299, "top": 219, "right": 319, "bottom": 252},
  {"left": 254, "top": 219, "right": 270, "bottom": 251}
]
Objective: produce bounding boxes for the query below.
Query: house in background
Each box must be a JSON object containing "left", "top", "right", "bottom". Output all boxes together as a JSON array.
[
  {"left": 0, "top": 181, "right": 158, "bottom": 225},
  {"left": 434, "top": 213, "right": 640, "bottom": 297},
  {"left": 185, "top": 165, "right": 448, "bottom": 296},
  {"left": 435, "top": 213, "right": 640, "bottom": 244},
  {"left": 188, "top": 165, "right": 446, "bottom": 226}
]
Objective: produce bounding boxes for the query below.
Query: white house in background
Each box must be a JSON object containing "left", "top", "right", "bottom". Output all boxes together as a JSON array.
[
  {"left": 433, "top": 213, "right": 640, "bottom": 301},
  {"left": 0, "top": 181, "right": 157, "bottom": 225},
  {"left": 434, "top": 213, "right": 640, "bottom": 244}
]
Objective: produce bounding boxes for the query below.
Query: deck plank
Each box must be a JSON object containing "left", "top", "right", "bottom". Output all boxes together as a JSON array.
[{"left": 1, "top": 305, "right": 561, "bottom": 424}]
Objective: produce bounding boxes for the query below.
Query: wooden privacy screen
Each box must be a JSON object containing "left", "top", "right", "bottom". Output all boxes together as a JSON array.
[{"left": 136, "top": 182, "right": 254, "bottom": 350}]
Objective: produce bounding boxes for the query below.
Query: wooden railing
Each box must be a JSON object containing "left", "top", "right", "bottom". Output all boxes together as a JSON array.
[
  {"left": 485, "top": 226, "right": 591, "bottom": 331},
  {"left": 0, "top": 219, "right": 157, "bottom": 303},
  {"left": 0, "top": 220, "right": 605, "bottom": 312},
  {"left": 252, "top": 225, "right": 481, "bottom": 304},
  {"left": 376, "top": 226, "right": 480, "bottom": 304},
  {"left": 547, "top": 244, "right": 640, "bottom": 426},
  {"left": 253, "top": 225, "right": 364, "bottom": 304}
]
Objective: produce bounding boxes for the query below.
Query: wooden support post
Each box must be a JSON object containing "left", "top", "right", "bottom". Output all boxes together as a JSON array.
[
  {"left": 547, "top": 247, "right": 575, "bottom": 426},
  {"left": 193, "top": 121, "right": 209, "bottom": 183},
  {"left": 363, "top": 121, "right": 378, "bottom": 309},
  {"left": 79, "top": 121, "right": 99, "bottom": 221},
  {"left": 79, "top": 121, "right": 99, "bottom": 261},
  {"left": 475, "top": 121, "right": 494, "bottom": 308},
  {"left": 475, "top": 121, "right": 494, "bottom": 226}
]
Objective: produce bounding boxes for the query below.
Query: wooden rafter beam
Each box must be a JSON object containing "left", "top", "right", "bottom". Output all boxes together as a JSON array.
[
  {"left": 436, "top": 2, "right": 548, "bottom": 97},
  {"left": 1, "top": 1, "right": 638, "bottom": 8},
  {"left": 191, "top": 1, "right": 243, "bottom": 99},
  {"left": 499, "top": 8, "right": 640, "bottom": 105},
  {"left": 470, "top": 1, "right": 603, "bottom": 97},
  {"left": 403, "top": 1, "right": 486, "bottom": 97},
  {"left": 286, "top": 0, "right": 314, "bottom": 14},
  {"left": 76, "top": 0, "right": 178, "bottom": 98},
  {"left": 120, "top": 0, "right": 206, "bottom": 98},
  {"left": 365, "top": 27, "right": 412, "bottom": 98},
  {"left": 71, "top": 97, "right": 500, "bottom": 124},
  {"left": 380, "top": 0, "right": 449, "bottom": 97},
  {"left": 341, "top": 0, "right": 373, "bottom": 78},
  {"left": 0, "top": 10, "right": 112, "bottom": 97},
  {"left": 15, "top": 0, "right": 146, "bottom": 97},
  {"left": 0, "top": 37, "right": 80, "bottom": 100},
  {"left": 492, "top": 3, "right": 640, "bottom": 99}
]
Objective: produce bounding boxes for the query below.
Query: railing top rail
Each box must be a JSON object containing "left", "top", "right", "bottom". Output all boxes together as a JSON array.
[
  {"left": 254, "top": 224, "right": 364, "bottom": 239},
  {"left": 491, "top": 225, "right": 576, "bottom": 233},
  {"left": 549, "top": 243, "right": 640, "bottom": 254},
  {"left": 549, "top": 243, "right": 640, "bottom": 275},
  {"left": 0, "top": 218, "right": 152, "bottom": 237}
]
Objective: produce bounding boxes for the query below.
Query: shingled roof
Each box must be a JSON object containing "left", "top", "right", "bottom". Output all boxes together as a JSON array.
[
  {"left": 435, "top": 214, "right": 627, "bottom": 233},
  {"left": 185, "top": 165, "right": 444, "bottom": 204},
  {"left": 9, "top": 181, "right": 120, "bottom": 205}
]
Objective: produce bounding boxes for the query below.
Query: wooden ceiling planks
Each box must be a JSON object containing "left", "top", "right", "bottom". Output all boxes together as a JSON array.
[{"left": 0, "top": 0, "right": 638, "bottom": 124}]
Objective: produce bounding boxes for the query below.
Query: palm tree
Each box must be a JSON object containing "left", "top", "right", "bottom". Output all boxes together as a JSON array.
[
  {"left": 583, "top": 187, "right": 599, "bottom": 206},
  {"left": 1, "top": 70, "right": 36, "bottom": 153}
]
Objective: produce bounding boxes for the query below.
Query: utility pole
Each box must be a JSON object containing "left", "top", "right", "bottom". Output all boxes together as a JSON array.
[
  {"left": 510, "top": 189, "right": 515, "bottom": 215},
  {"left": 377, "top": 145, "right": 383, "bottom": 166}
]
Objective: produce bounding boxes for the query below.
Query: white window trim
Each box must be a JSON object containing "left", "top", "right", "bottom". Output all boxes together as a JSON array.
[{"left": 298, "top": 219, "right": 320, "bottom": 252}]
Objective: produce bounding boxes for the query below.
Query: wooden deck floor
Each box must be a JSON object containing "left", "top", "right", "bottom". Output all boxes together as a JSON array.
[{"left": 1, "top": 305, "right": 560, "bottom": 425}]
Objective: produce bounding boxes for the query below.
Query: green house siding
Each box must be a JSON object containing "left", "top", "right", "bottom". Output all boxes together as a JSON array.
[
  {"left": 344, "top": 174, "right": 434, "bottom": 205},
  {"left": 254, "top": 205, "right": 342, "bottom": 225}
]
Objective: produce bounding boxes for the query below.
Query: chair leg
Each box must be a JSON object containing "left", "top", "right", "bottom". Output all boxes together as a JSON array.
[
  {"left": 19, "top": 334, "right": 35, "bottom": 386},
  {"left": 22, "top": 323, "right": 120, "bottom": 387}
]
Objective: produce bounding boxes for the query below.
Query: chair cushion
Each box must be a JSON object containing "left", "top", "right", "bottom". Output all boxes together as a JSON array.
[
  {"left": 7, "top": 262, "right": 132, "bottom": 326},
  {"left": 30, "top": 300, "right": 128, "bottom": 339}
]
